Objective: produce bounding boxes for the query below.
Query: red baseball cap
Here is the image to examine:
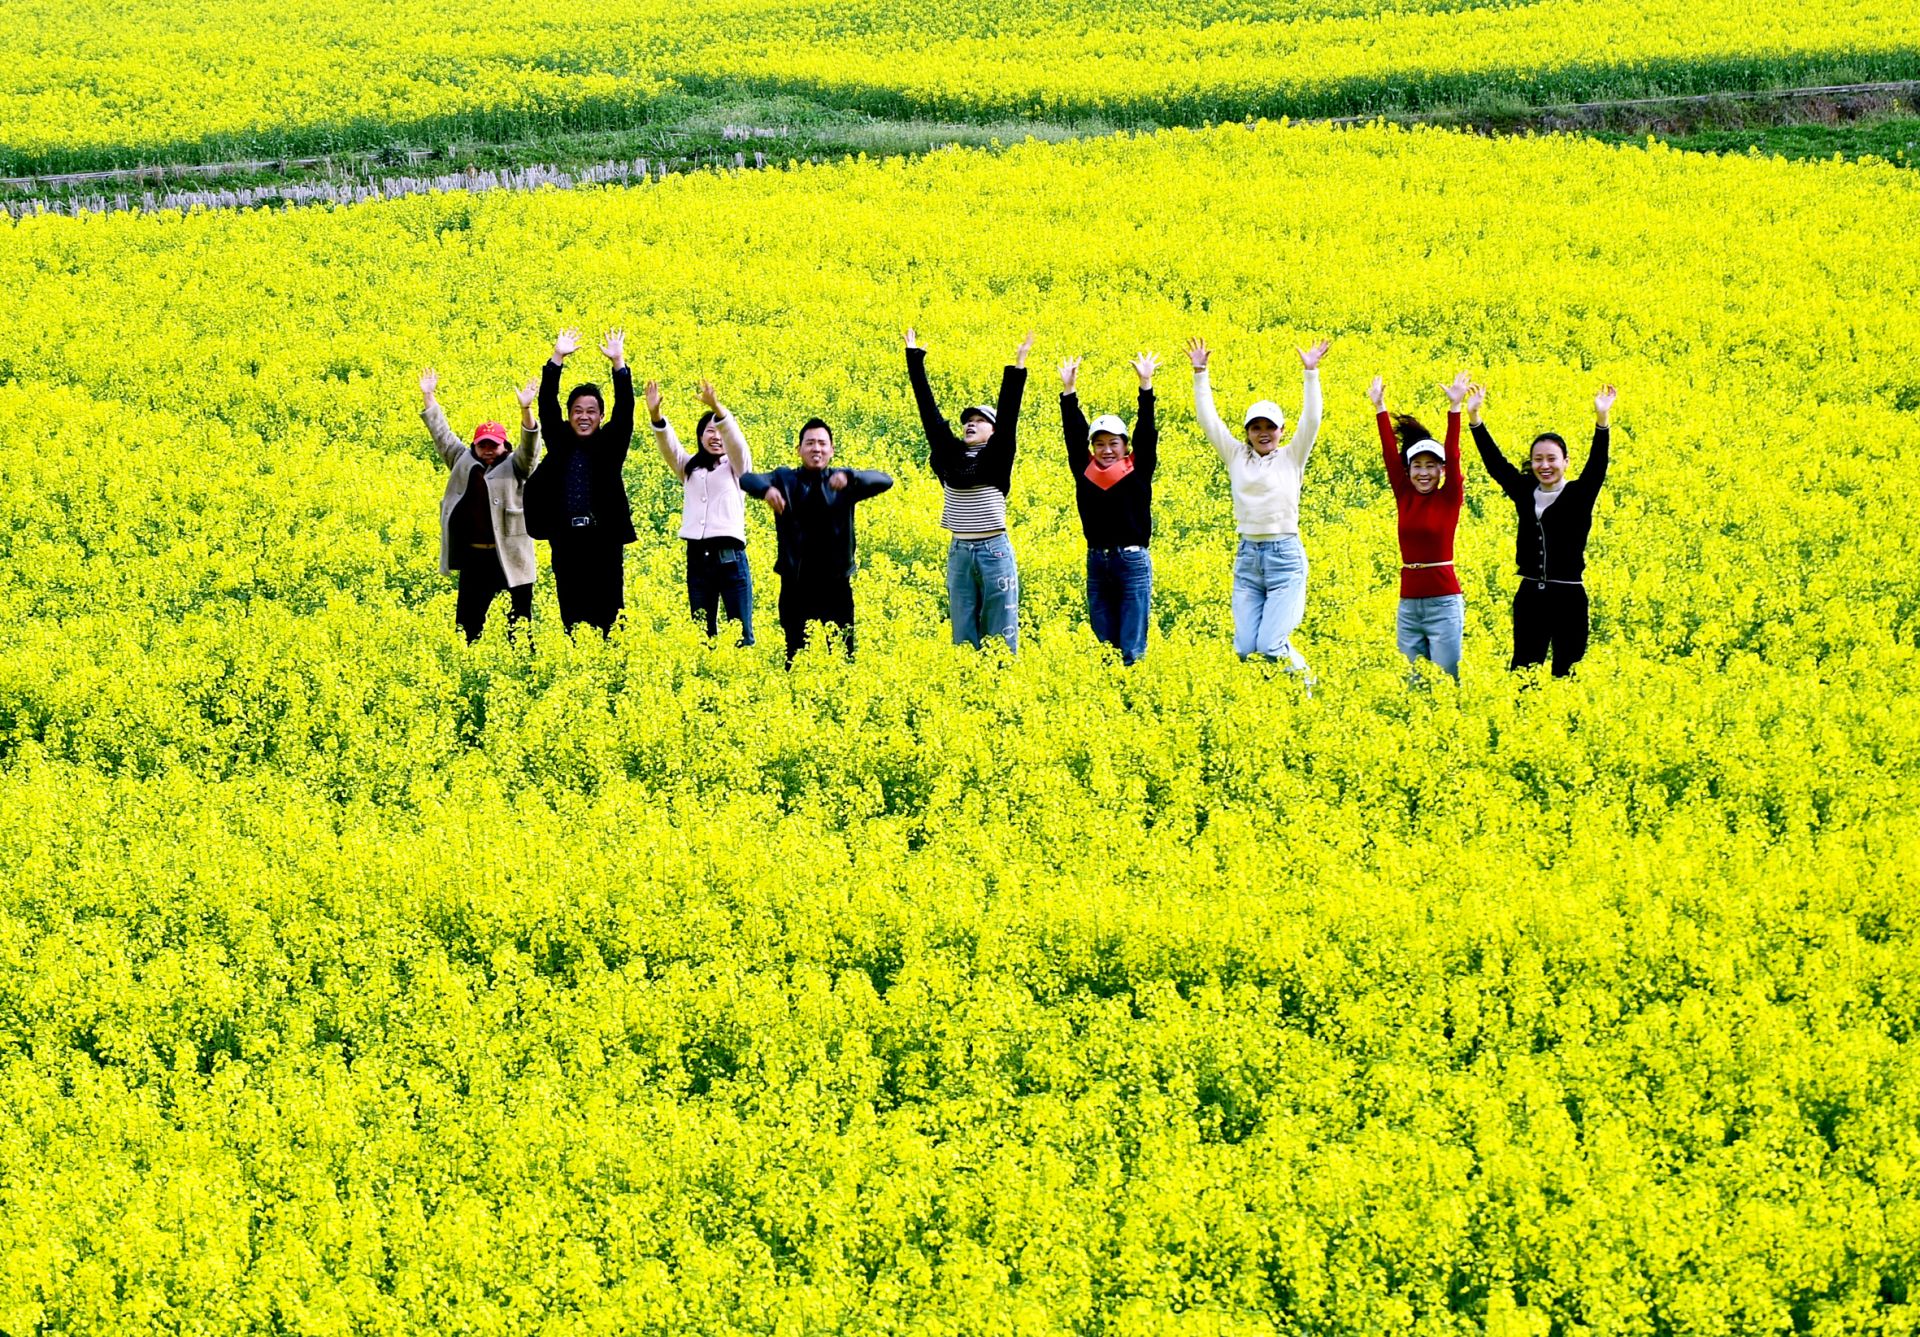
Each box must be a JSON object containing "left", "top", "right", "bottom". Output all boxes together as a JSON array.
[{"left": 472, "top": 421, "right": 509, "bottom": 446}]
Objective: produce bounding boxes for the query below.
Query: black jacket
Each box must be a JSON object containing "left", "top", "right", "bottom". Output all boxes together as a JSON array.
[
  {"left": 1473, "top": 422, "right": 1609, "bottom": 582},
  {"left": 906, "top": 348, "right": 1024, "bottom": 495},
  {"left": 1063, "top": 389, "right": 1156, "bottom": 550},
  {"left": 739, "top": 466, "right": 894, "bottom": 581},
  {"left": 526, "top": 361, "right": 637, "bottom": 544}
]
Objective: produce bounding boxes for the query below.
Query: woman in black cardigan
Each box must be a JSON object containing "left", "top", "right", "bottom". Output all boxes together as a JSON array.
[{"left": 1470, "top": 383, "right": 1615, "bottom": 676}]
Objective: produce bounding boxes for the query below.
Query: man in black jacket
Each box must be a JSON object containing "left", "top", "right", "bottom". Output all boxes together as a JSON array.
[
  {"left": 741, "top": 419, "right": 894, "bottom": 664},
  {"left": 528, "top": 327, "right": 636, "bottom": 635}
]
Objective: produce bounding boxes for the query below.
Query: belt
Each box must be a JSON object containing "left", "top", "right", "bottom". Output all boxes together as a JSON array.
[
  {"left": 468, "top": 542, "right": 497, "bottom": 550},
  {"left": 1402, "top": 560, "right": 1452, "bottom": 569},
  {"left": 1092, "top": 544, "right": 1146, "bottom": 554}
]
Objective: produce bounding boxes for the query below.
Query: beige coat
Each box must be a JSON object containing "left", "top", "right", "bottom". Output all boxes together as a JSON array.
[{"left": 422, "top": 404, "right": 542, "bottom": 587}]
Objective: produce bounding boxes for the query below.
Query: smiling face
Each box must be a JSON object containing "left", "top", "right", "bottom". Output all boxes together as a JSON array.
[
  {"left": 699, "top": 418, "right": 725, "bottom": 455},
  {"left": 1408, "top": 454, "right": 1443, "bottom": 494},
  {"left": 798, "top": 424, "right": 835, "bottom": 469},
  {"left": 568, "top": 390, "right": 604, "bottom": 437},
  {"left": 1090, "top": 430, "right": 1128, "bottom": 466},
  {"left": 1245, "top": 418, "right": 1280, "bottom": 455},
  {"left": 961, "top": 413, "right": 994, "bottom": 446},
  {"left": 1530, "top": 435, "right": 1567, "bottom": 489},
  {"left": 472, "top": 437, "right": 509, "bottom": 468}
]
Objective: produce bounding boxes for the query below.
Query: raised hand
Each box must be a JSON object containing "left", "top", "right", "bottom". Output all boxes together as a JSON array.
[
  {"left": 1595, "top": 384, "right": 1617, "bottom": 421},
  {"left": 1014, "top": 331, "right": 1037, "bottom": 369},
  {"left": 643, "top": 379, "right": 664, "bottom": 423},
  {"left": 599, "top": 328, "right": 626, "bottom": 368},
  {"left": 1059, "top": 356, "right": 1082, "bottom": 394},
  {"left": 905, "top": 327, "right": 921, "bottom": 351},
  {"left": 1132, "top": 352, "right": 1161, "bottom": 389},
  {"left": 1298, "top": 339, "right": 1332, "bottom": 371},
  {"left": 1466, "top": 383, "right": 1486, "bottom": 423},
  {"left": 515, "top": 379, "right": 538, "bottom": 410},
  {"left": 1366, "top": 375, "right": 1386, "bottom": 412},
  {"left": 763, "top": 486, "right": 787, "bottom": 515},
  {"left": 552, "top": 328, "right": 581, "bottom": 361},
  {"left": 1185, "top": 337, "right": 1210, "bottom": 372},
  {"left": 697, "top": 380, "right": 720, "bottom": 413},
  {"left": 1443, "top": 370, "right": 1470, "bottom": 409},
  {"left": 827, "top": 470, "right": 850, "bottom": 491},
  {"left": 418, "top": 367, "right": 439, "bottom": 400}
]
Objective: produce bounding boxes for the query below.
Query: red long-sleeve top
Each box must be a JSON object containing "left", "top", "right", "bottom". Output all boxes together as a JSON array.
[{"left": 1378, "top": 409, "right": 1463, "bottom": 598}]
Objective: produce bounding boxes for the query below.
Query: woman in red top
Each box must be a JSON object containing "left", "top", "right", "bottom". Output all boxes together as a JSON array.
[{"left": 1368, "top": 371, "right": 1469, "bottom": 679}]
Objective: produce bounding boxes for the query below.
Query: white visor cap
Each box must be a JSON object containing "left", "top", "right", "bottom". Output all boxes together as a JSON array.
[
  {"left": 1087, "top": 414, "right": 1130, "bottom": 442},
  {"left": 1407, "top": 439, "right": 1446, "bottom": 464},
  {"left": 1243, "top": 400, "right": 1286, "bottom": 432}
]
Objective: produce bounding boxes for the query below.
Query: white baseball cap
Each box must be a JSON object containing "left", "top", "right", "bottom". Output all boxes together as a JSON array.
[
  {"left": 1087, "top": 413, "right": 1129, "bottom": 441},
  {"left": 1407, "top": 439, "right": 1446, "bottom": 463},
  {"left": 1243, "top": 400, "right": 1285, "bottom": 431}
]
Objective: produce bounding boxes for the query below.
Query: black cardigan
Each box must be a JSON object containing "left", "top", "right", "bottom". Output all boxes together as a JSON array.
[
  {"left": 1473, "top": 422, "right": 1609, "bottom": 582},
  {"left": 1062, "top": 389, "right": 1156, "bottom": 550},
  {"left": 526, "top": 361, "right": 637, "bottom": 544},
  {"left": 906, "top": 347, "right": 1024, "bottom": 495}
]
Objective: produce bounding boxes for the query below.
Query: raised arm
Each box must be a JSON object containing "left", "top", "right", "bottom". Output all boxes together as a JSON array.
[
  {"left": 904, "top": 330, "right": 959, "bottom": 471},
  {"left": 538, "top": 330, "right": 574, "bottom": 445},
  {"left": 990, "top": 331, "right": 1035, "bottom": 458},
  {"left": 1579, "top": 385, "right": 1614, "bottom": 496},
  {"left": 1287, "top": 340, "right": 1329, "bottom": 466},
  {"left": 514, "top": 378, "right": 541, "bottom": 477},
  {"left": 1131, "top": 352, "right": 1159, "bottom": 477},
  {"left": 1186, "top": 338, "right": 1239, "bottom": 461},
  {"left": 418, "top": 367, "right": 466, "bottom": 469},
  {"left": 1060, "top": 357, "right": 1090, "bottom": 472},
  {"left": 1468, "top": 385, "right": 1527, "bottom": 498},
  {"left": 647, "top": 380, "right": 692, "bottom": 479},
  {"left": 700, "top": 379, "right": 752, "bottom": 476},
  {"left": 1441, "top": 371, "right": 1467, "bottom": 501},
  {"left": 602, "top": 329, "right": 633, "bottom": 447},
  {"left": 1369, "top": 376, "right": 1407, "bottom": 496}
]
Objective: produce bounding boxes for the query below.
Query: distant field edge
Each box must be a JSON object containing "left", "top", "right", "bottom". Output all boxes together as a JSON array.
[{"left": 4, "top": 49, "right": 1920, "bottom": 179}]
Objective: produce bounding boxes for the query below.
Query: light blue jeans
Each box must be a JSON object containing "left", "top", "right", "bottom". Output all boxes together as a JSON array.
[
  {"left": 947, "top": 534, "right": 1019, "bottom": 651},
  {"left": 1231, "top": 537, "right": 1309, "bottom": 672},
  {"left": 1397, "top": 593, "right": 1465, "bottom": 680}
]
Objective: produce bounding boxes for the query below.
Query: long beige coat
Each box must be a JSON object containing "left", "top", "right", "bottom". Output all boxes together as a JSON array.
[{"left": 422, "top": 404, "right": 541, "bottom": 588}]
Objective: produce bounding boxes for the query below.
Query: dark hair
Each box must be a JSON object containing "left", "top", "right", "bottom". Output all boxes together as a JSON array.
[
  {"left": 1529, "top": 432, "right": 1568, "bottom": 459},
  {"left": 685, "top": 410, "right": 723, "bottom": 473},
  {"left": 1391, "top": 413, "right": 1434, "bottom": 453},
  {"left": 567, "top": 384, "right": 604, "bottom": 413},
  {"left": 797, "top": 417, "right": 834, "bottom": 448}
]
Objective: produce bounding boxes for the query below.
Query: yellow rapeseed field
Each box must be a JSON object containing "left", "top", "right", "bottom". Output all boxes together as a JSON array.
[
  {"left": 1, "top": 122, "right": 1917, "bottom": 1332},
  {"left": 5, "top": 0, "right": 1920, "bottom": 171}
]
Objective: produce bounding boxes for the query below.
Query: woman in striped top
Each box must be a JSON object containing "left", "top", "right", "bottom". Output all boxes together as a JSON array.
[
  {"left": 905, "top": 327, "right": 1033, "bottom": 652},
  {"left": 1368, "top": 371, "right": 1468, "bottom": 679}
]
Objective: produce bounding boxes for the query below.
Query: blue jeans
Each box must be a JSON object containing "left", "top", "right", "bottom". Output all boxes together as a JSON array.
[
  {"left": 947, "top": 534, "right": 1019, "bottom": 651},
  {"left": 1087, "top": 546, "right": 1153, "bottom": 665},
  {"left": 1397, "top": 593, "right": 1464, "bottom": 680},
  {"left": 686, "top": 540, "right": 753, "bottom": 646},
  {"left": 1231, "top": 537, "right": 1309, "bottom": 672}
]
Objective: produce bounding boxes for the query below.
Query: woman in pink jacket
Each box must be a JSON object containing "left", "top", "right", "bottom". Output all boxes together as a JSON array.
[{"left": 647, "top": 378, "right": 755, "bottom": 646}]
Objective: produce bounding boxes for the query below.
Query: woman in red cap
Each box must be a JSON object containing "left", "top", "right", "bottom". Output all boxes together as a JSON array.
[
  {"left": 1368, "top": 371, "right": 1468, "bottom": 679},
  {"left": 418, "top": 367, "right": 541, "bottom": 642}
]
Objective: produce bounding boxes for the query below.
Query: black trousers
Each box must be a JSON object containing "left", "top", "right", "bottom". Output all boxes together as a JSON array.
[
  {"left": 1511, "top": 581, "right": 1589, "bottom": 677},
  {"left": 549, "top": 533, "right": 626, "bottom": 635},
  {"left": 687, "top": 539, "right": 754, "bottom": 645},
  {"left": 779, "top": 578, "right": 855, "bottom": 666},
  {"left": 454, "top": 547, "right": 532, "bottom": 643}
]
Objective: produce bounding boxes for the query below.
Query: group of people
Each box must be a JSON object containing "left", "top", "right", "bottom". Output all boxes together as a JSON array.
[{"left": 418, "top": 327, "right": 1614, "bottom": 678}]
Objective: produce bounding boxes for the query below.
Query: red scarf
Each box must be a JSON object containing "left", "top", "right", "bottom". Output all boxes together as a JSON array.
[{"left": 1083, "top": 455, "right": 1134, "bottom": 490}]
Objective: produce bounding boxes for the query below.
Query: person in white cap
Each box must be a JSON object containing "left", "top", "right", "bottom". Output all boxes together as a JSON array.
[
  {"left": 1059, "top": 351, "right": 1160, "bottom": 664},
  {"left": 1186, "top": 335, "right": 1331, "bottom": 675},
  {"left": 904, "top": 327, "right": 1034, "bottom": 652},
  {"left": 1368, "top": 371, "right": 1469, "bottom": 679},
  {"left": 417, "top": 367, "right": 542, "bottom": 642}
]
